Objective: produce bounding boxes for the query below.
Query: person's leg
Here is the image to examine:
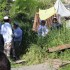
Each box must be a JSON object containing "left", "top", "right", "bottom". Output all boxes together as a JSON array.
[
  {"left": 4, "top": 42, "right": 12, "bottom": 57},
  {"left": 14, "top": 41, "right": 21, "bottom": 60}
]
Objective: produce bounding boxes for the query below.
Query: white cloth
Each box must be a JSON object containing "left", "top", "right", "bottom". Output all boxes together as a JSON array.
[
  {"left": 1, "top": 22, "right": 13, "bottom": 43},
  {"left": 38, "top": 25, "right": 49, "bottom": 37},
  {"left": 54, "top": 0, "right": 70, "bottom": 17}
]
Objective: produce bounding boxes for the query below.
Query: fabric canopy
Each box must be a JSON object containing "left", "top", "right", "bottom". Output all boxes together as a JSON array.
[
  {"left": 39, "top": 7, "right": 56, "bottom": 20},
  {"left": 54, "top": 0, "right": 70, "bottom": 17},
  {"left": 39, "top": 0, "right": 70, "bottom": 20}
]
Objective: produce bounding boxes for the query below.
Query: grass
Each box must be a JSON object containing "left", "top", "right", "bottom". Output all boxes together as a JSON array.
[{"left": 59, "top": 64, "right": 70, "bottom": 70}]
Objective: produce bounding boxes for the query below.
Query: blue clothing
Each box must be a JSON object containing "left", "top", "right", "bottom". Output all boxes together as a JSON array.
[
  {"left": 13, "top": 27, "right": 22, "bottom": 41},
  {"left": 38, "top": 25, "right": 49, "bottom": 37},
  {"left": 12, "top": 27, "right": 22, "bottom": 60}
]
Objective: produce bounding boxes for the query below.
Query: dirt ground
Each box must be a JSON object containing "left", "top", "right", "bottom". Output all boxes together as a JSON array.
[{"left": 12, "top": 62, "right": 56, "bottom": 70}]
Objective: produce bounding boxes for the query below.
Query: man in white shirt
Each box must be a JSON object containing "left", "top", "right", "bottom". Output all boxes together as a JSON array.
[{"left": 1, "top": 16, "right": 13, "bottom": 57}]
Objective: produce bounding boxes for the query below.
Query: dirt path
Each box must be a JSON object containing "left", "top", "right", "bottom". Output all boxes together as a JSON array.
[
  {"left": 11, "top": 59, "right": 70, "bottom": 70},
  {"left": 12, "top": 62, "right": 56, "bottom": 70}
]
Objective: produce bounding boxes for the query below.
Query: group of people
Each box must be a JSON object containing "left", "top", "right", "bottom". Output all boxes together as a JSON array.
[
  {"left": 38, "top": 17, "right": 62, "bottom": 37},
  {"left": 0, "top": 16, "right": 22, "bottom": 61}
]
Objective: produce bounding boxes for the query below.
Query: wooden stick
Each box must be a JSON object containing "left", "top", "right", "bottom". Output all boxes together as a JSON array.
[{"left": 48, "top": 44, "right": 70, "bottom": 52}]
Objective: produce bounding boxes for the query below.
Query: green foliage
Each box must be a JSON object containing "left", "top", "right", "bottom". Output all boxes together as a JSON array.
[
  {"left": 0, "top": 0, "right": 64, "bottom": 21},
  {"left": 10, "top": 0, "right": 38, "bottom": 19},
  {"left": 22, "top": 44, "right": 47, "bottom": 65},
  {"left": 59, "top": 64, "right": 70, "bottom": 70},
  {"left": 0, "top": 0, "right": 7, "bottom": 20},
  {"left": 37, "top": 0, "right": 56, "bottom": 9},
  {"left": 10, "top": 0, "right": 57, "bottom": 22},
  {"left": 21, "top": 22, "right": 70, "bottom": 66}
]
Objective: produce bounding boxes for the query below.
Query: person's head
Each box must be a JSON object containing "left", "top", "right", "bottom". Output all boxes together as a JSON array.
[
  {"left": 13, "top": 22, "right": 19, "bottom": 29},
  {"left": 52, "top": 17, "right": 58, "bottom": 23},
  {"left": 0, "top": 51, "right": 11, "bottom": 70},
  {"left": 3, "top": 16, "right": 10, "bottom": 22},
  {"left": 41, "top": 20, "right": 46, "bottom": 26}
]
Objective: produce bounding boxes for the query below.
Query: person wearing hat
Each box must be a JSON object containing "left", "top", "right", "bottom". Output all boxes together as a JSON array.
[
  {"left": 1, "top": 16, "right": 13, "bottom": 57},
  {"left": 12, "top": 22, "right": 22, "bottom": 60}
]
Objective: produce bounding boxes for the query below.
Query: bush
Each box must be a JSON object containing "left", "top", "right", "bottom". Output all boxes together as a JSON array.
[{"left": 22, "top": 44, "right": 47, "bottom": 65}]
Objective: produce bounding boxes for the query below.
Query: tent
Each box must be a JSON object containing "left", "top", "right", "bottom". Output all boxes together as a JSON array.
[
  {"left": 54, "top": 0, "right": 70, "bottom": 17},
  {"left": 39, "top": 7, "right": 56, "bottom": 20}
]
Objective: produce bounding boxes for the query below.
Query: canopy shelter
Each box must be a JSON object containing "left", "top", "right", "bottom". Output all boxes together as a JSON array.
[
  {"left": 32, "top": 13, "right": 57, "bottom": 32},
  {"left": 39, "top": 7, "right": 56, "bottom": 20},
  {"left": 32, "top": 0, "right": 70, "bottom": 32},
  {"left": 39, "top": 0, "right": 70, "bottom": 20}
]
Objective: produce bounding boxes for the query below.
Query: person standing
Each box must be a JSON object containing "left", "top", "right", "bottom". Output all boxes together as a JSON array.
[
  {"left": 13, "top": 22, "right": 22, "bottom": 60},
  {"left": 1, "top": 16, "right": 13, "bottom": 57}
]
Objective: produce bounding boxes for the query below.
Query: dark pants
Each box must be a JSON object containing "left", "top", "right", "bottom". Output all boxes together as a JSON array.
[
  {"left": 0, "top": 34, "right": 4, "bottom": 52},
  {"left": 13, "top": 41, "right": 21, "bottom": 60},
  {"left": 11, "top": 41, "right": 21, "bottom": 60}
]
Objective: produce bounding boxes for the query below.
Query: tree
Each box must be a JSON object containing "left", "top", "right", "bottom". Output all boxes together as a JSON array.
[
  {"left": 0, "top": 0, "right": 7, "bottom": 20},
  {"left": 9, "top": 0, "right": 38, "bottom": 21}
]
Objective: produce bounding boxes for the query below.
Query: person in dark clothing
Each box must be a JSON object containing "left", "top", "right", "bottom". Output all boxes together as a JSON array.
[
  {"left": 51, "top": 17, "right": 62, "bottom": 30},
  {"left": 0, "top": 51, "right": 11, "bottom": 70},
  {"left": 12, "top": 22, "right": 22, "bottom": 61},
  {"left": 0, "top": 34, "right": 4, "bottom": 52}
]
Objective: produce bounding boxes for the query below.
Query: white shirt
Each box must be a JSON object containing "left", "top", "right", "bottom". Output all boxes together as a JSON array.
[
  {"left": 38, "top": 25, "right": 49, "bottom": 37},
  {"left": 1, "top": 22, "right": 13, "bottom": 43}
]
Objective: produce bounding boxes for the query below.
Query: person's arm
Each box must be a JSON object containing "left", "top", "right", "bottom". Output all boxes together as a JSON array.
[
  {"left": 1, "top": 25, "right": 4, "bottom": 35},
  {"left": 44, "top": 26, "right": 49, "bottom": 34},
  {"left": 38, "top": 25, "right": 42, "bottom": 36},
  {"left": 7, "top": 25, "right": 13, "bottom": 37},
  {"left": 1, "top": 34, "right": 4, "bottom": 46},
  {"left": 0, "top": 34, "right": 4, "bottom": 46}
]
